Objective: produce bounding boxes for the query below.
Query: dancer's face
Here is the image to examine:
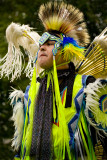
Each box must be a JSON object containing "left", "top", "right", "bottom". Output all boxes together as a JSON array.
[
  {"left": 37, "top": 40, "right": 55, "bottom": 69},
  {"left": 38, "top": 40, "right": 68, "bottom": 69}
]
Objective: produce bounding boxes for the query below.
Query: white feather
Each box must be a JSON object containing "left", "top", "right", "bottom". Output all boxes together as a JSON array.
[
  {"left": 11, "top": 101, "right": 24, "bottom": 151},
  {"left": 9, "top": 87, "right": 24, "bottom": 104},
  {"left": 84, "top": 79, "right": 107, "bottom": 135},
  {"left": 9, "top": 88, "right": 24, "bottom": 150},
  {"left": 0, "top": 22, "right": 41, "bottom": 81}
]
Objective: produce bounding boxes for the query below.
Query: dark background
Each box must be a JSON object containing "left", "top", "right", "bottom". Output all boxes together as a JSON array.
[{"left": 0, "top": 0, "right": 107, "bottom": 159}]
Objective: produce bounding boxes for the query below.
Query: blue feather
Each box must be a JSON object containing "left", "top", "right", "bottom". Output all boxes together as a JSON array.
[{"left": 63, "top": 37, "right": 84, "bottom": 48}]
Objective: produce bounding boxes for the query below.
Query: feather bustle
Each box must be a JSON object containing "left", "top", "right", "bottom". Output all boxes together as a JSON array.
[{"left": 84, "top": 79, "right": 107, "bottom": 135}]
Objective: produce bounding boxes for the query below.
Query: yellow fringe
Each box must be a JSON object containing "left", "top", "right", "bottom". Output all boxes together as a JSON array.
[{"left": 53, "top": 56, "right": 71, "bottom": 159}]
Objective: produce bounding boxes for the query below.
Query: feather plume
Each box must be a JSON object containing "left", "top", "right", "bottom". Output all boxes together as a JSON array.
[
  {"left": 9, "top": 87, "right": 24, "bottom": 104},
  {"left": 11, "top": 101, "right": 24, "bottom": 151},
  {"left": 9, "top": 88, "right": 24, "bottom": 150},
  {"left": 0, "top": 22, "right": 40, "bottom": 81},
  {"left": 84, "top": 79, "right": 107, "bottom": 135},
  {"left": 38, "top": 1, "right": 90, "bottom": 47},
  {"left": 60, "top": 36, "right": 85, "bottom": 66}
]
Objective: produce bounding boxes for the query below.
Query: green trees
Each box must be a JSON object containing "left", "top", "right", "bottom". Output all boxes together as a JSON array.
[{"left": 0, "top": 0, "right": 106, "bottom": 159}]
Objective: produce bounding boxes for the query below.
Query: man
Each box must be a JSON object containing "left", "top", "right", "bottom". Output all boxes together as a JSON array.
[
  {"left": 12, "top": 31, "right": 107, "bottom": 160},
  {"left": 38, "top": 40, "right": 69, "bottom": 70},
  {"left": 1, "top": 1, "right": 107, "bottom": 160}
]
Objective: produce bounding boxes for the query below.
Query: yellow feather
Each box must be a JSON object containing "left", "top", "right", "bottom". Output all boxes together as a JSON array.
[{"left": 61, "top": 44, "right": 85, "bottom": 62}]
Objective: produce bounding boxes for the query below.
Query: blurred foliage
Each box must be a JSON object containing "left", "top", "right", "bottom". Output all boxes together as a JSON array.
[{"left": 0, "top": 0, "right": 107, "bottom": 159}]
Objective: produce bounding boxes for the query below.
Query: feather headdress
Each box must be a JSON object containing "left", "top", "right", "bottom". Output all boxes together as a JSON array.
[
  {"left": 38, "top": 1, "right": 90, "bottom": 47},
  {"left": 0, "top": 2, "right": 107, "bottom": 81},
  {"left": 38, "top": 2, "right": 107, "bottom": 79}
]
